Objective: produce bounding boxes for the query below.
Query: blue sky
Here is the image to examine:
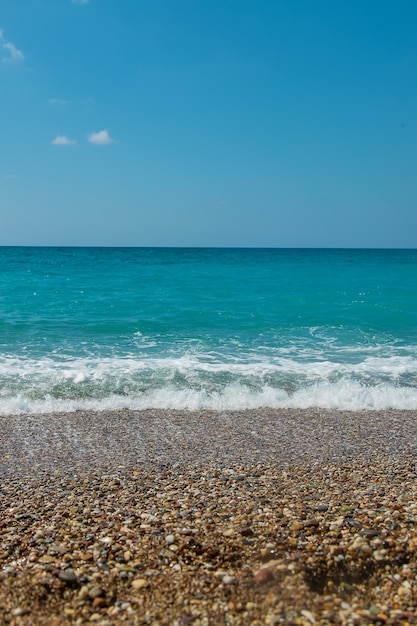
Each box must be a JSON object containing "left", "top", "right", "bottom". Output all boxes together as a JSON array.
[{"left": 1, "top": 0, "right": 416, "bottom": 247}]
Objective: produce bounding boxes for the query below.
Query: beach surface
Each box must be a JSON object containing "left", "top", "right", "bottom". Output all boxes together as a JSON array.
[{"left": 1, "top": 408, "right": 417, "bottom": 625}]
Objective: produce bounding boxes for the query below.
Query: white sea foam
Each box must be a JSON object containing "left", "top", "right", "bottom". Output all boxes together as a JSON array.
[
  {"left": 0, "top": 383, "right": 416, "bottom": 415},
  {"left": 1, "top": 353, "right": 417, "bottom": 414},
  {"left": 0, "top": 379, "right": 416, "bottom": 415},
  {"left": 1, "top": 353, "right": 416, "bottom": 380}
]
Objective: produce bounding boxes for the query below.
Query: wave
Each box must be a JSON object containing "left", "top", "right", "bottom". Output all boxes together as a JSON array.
[
  {"left": 1, "top": 353, "right": 417, "bottom": 414},
  {"left": 1, "top": 381, "right": 417, "bottom": 414}
]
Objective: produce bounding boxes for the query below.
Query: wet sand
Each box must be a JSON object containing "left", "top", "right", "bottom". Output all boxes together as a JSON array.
[{"left": 1, "top": 409, "right": 417, "bottom": 624}]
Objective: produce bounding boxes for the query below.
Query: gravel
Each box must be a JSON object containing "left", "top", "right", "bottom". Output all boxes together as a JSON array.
[{"left": 0, "top": 408, "right": 417, "bottom": 625}]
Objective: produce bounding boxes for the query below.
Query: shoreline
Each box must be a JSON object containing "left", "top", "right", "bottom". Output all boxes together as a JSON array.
[
  {"left": 1, "top": 408, "right": 417, "bottom": 475},
  {"left": 1, "top": 409, "right": 417, "bottom": 624}
]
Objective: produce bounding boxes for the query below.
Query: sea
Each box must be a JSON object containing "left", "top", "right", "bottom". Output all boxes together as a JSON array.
[{"left": 0, "top": 247, "right": 416, "bottom": 415}]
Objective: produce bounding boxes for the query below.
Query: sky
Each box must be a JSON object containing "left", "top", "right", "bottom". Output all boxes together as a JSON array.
[{"left": 1, "top": 0, "right": 417, "bottom": 247}]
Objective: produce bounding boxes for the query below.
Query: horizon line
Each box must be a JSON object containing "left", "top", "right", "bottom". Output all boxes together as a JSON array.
[{"left": 0, "top": 245, "right": 416, "bottom": 251}]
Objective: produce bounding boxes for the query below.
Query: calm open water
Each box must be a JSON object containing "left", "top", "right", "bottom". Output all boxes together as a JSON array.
[{"left": 1, "top": 247, "right": 416, "bottom": 413}]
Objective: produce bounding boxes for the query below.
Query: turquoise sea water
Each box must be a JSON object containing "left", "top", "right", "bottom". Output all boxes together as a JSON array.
[{"left": 0, "top": 247, "right": 416, "bottom": 414}]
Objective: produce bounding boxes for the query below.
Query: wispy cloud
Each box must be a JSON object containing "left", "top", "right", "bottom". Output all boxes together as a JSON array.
[
  {"left": 0, "top": 29, "right": 24, "bottom": 63},
  {"left": 72, "top": 0, "right": 90, "bottom": 4},
  {"left": 3, "top": 173, "right": 16, "bottom": 180},
  {"left": 49, "top": 98, "right": 70, "bottom": 106},
  {"left": 51, "top": 135, "right": 77, "bottom": 146},
  {"left": 88, "top": 130, "right": 115, "bottom": 145}
]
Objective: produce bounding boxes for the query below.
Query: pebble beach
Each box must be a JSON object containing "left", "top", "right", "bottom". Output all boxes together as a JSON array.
[{"left": 1, "top": 408, "right": 417, "bottom": 625}]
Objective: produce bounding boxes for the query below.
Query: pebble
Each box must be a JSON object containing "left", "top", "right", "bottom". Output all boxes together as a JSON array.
[
  {"left": 301, "top": 609, "right": 316, "bottom": 623},
  {"left": 254, "top": 567, "right": 275, "bottom": 585},
  {"left": 222, "top": 575, "right": 235, "bottom": 585},
  {"left": 88, "top": 585, "right": 104, "bottom": 599},
  {"left": 131, "top": 578, "right": 147, "bottom": 590},
  {"left": 359, "top": 528, "right": 381, "bottom": 537},
  {"left": 58, "top": 570, "right": 78, "bottom": 584},
  {"left": 1, "top": 407, "right": 417, "bottom": 625}
]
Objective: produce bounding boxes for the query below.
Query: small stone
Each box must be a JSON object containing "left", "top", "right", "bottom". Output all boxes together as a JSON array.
[
  {"left": 222, "top": 575, "right": 235, "bottom": 585},
  {"left": 88, "top": 585, "right": 104, "bottom": 599},
  {"left": 63, "top": 608, "right": 76, "bottom": 617},
  {"left": 78, "top": 585, "right": 91, "bottom": 600},
  {"left": 254, "top": 567, "right": 274, "bottom": 584},
  {"left": 39, "top": 555, "right": 54, "bottom": 564},
  {"left": 159, "top": 548, "right": 176, "bottom": 562},
  {"left": 132, "top": 578, "right": 147, "bottom": 590},
  {"left": 165, "top": 534, "right": 175, "bottom": 544},
  {"left": 58, "top": 570, "right": 78, "bottom": 584},
  {"left": 304, "top": 519, "right": 320, "bottom": 528},
  {"left": 301, "top": 609, "right": 316, "bottom": 623},
  {"left": 108, "top": 606, "right": 121, "bottom": 617},
  {"left": 359, "top": 529, "right": 380, "bottom": 537},
  {"left": 89, "top": 613, "right": 101, "bottom": 622},
  {"left": 11, "top": 609, "right": 31, "bottom": 617}
]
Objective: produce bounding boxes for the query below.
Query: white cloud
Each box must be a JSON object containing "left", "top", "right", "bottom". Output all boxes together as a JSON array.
[
  {"left": 49, "top": 98, "right": 70, "bottom": 106},
  {"left": 0, "top": 30, "right": 24, "bottom": 63},
  {"left": 3, "top": 173, "right": 16, "bottom": 179},
  {"left": 88, "top": 130, "right": 115, "bottom": 145},
  {"left": 51, "top": 135, "right": 77, "bottom": 146},
  {"left": 72, "top": 0, "right": 90, "bottom": 4}
]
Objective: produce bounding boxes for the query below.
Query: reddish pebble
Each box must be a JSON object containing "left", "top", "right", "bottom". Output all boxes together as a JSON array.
[{"left": 254, "top": 567, "right": 275, "bottom": 584}]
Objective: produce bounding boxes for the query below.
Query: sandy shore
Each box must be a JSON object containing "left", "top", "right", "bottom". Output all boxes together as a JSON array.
[{"left": 1, "top": 408, "right": 417, "bottom": 625}]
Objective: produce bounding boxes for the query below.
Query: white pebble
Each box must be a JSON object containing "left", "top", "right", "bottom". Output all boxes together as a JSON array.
[{"left": 222, "top": 575, "right": 235, "bottom": 585}]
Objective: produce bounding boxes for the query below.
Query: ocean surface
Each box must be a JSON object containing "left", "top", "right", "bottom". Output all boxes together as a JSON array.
[{"left": 0, "top": 247, "right": 416, "bottom": 414}]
